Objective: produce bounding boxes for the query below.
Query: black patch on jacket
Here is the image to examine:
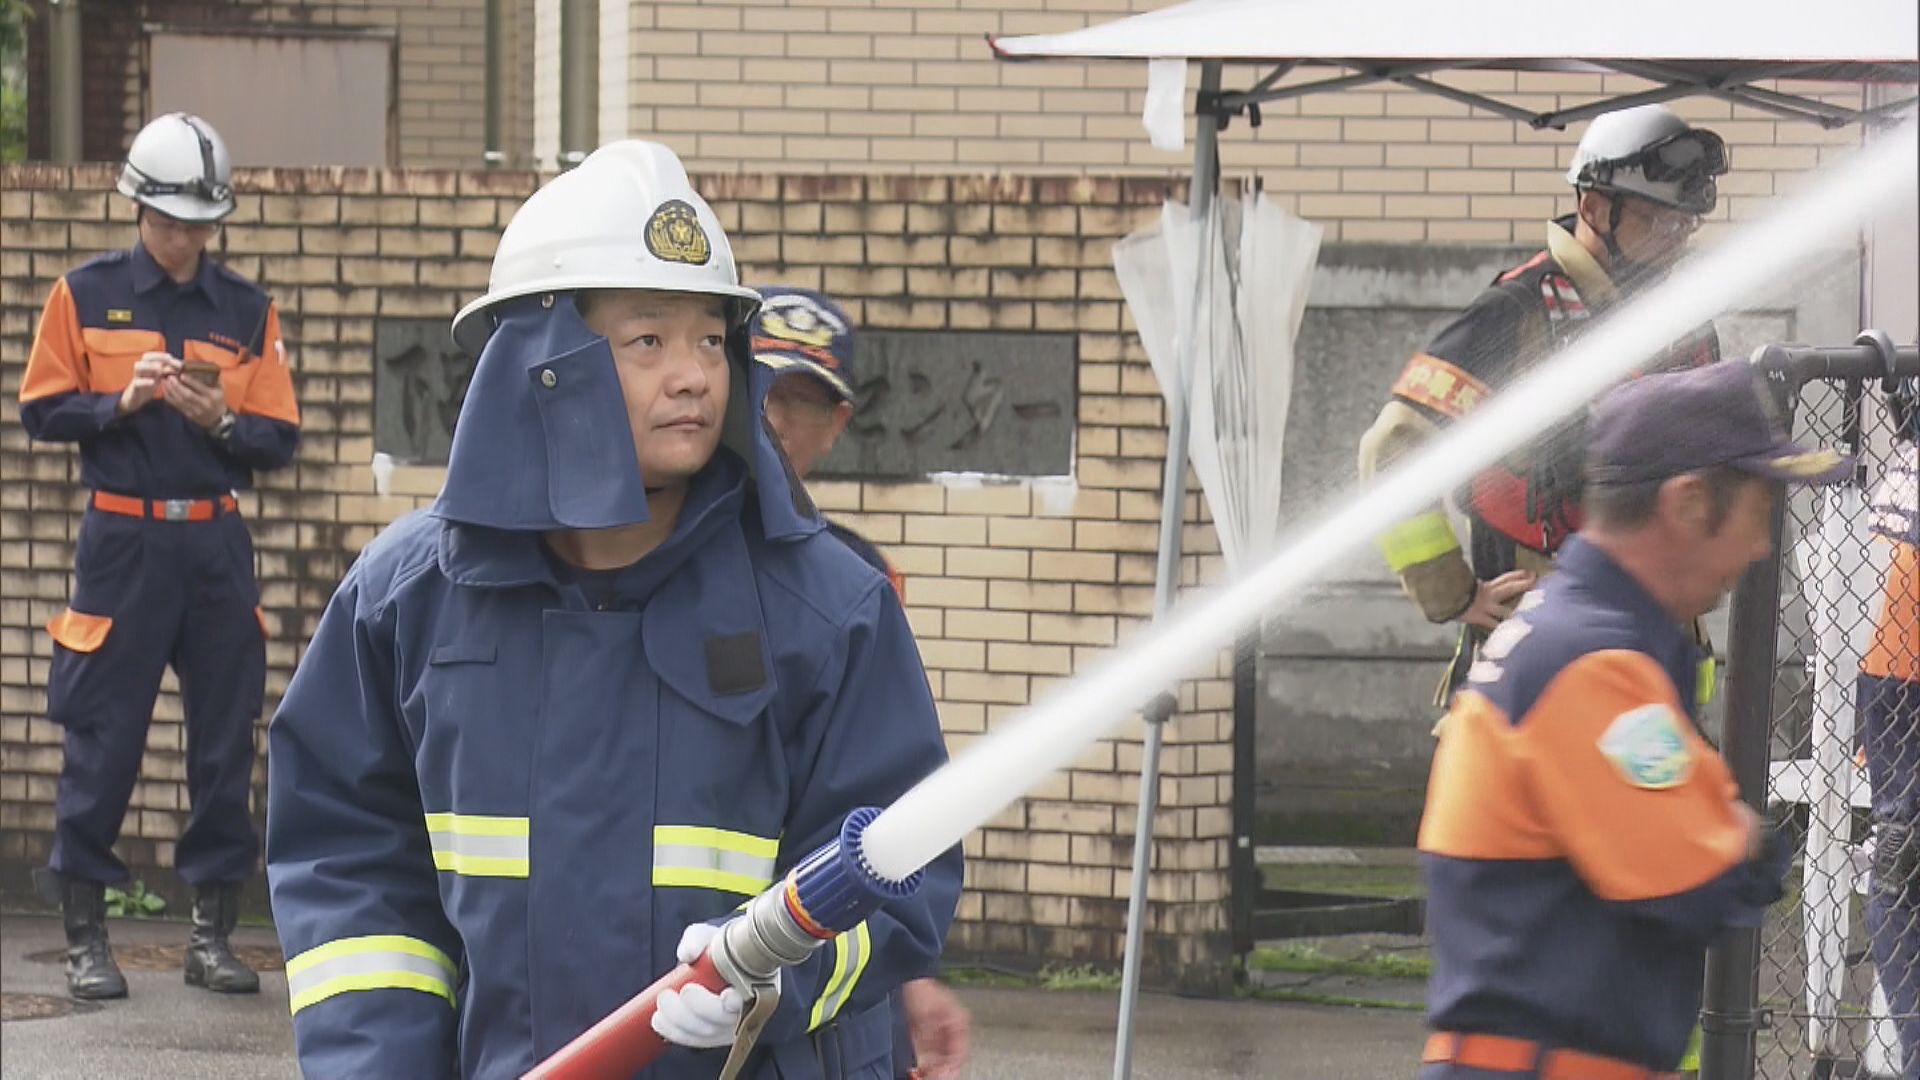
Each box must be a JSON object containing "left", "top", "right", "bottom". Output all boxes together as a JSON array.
[{"left": 705, "top": 632, "right": 767, "bottom": 696}]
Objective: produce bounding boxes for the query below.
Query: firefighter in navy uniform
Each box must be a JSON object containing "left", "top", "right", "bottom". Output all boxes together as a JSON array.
[
  {"left": 1861, "top": 376, "right": 1920, "bottom": 1071},
  {"left": 751, "top": 286, "right": 972, "bottom": 1080},
  {"left": 1358, "top": 105, "right": 1729, "bottom": 711},
  {"left": 19, "top": 113, "right": 300, "bottom": 1001},
  {"left": 1416, "top": 361, "right": 1849, "bottom": 1078},
  {"left": 265, "top": 143, "right": 960, "bottom": 1080}
]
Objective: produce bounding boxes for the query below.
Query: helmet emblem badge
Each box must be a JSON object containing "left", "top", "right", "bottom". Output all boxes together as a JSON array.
[{"left": 644, "top": 200, "right": 712, "bottom": 266}]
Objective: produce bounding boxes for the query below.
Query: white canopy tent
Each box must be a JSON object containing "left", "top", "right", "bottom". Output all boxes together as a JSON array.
[
  {"left": 989, "top": 5, "right": 1918, "bottom": 1080},
  {"left": 993, "top": 0, "right": 1918, "bottom": 146}
]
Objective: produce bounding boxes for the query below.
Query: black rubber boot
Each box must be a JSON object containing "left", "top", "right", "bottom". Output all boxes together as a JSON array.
[
  {"left": 184, "top": 883, "right": 259, "bottom": 994},
  {"left": 58, "top": 876, "right": 128, "bottom": 1000}
]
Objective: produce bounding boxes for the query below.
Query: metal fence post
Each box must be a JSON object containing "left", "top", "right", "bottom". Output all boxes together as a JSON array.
[
  {"left": 1699, "top": 339, "right": 1917, "bottom": 1080},
  {"left": 1699, "top": 483, "right": 1790, "bottom": 1080},
  {"left": 1230, "top": 628, "right": 1258, "bottom": 963}
]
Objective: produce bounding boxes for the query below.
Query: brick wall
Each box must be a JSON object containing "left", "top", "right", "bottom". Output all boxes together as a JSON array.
[
  {"left": 26, "top": 0, "right": 508, "bottom": 169},
  {"left": 0, "top": 163, "right": 1236, "bottom": 988}
]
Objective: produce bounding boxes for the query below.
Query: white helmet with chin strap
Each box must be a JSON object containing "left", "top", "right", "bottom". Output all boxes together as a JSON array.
[
  {"left": 1566, "top": 104, "right": 1727, "bottom": 217},
  {"left": 451, "top": 140, "right": 759, "bottom": 356},
  {"left": 118, "top": 113, "right": 236, "bottom": 223}
]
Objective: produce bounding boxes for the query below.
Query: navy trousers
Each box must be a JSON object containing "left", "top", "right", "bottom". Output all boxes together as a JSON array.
[{"left": 47, "top": 505, "right": 265, "bottom": 887}]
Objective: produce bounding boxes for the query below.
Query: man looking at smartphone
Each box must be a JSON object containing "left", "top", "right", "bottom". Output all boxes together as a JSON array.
[{"left": 18, "top": 112, "right": 300, "bottom": 1001}]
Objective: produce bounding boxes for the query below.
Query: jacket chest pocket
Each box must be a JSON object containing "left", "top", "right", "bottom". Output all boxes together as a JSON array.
[
  {"left": 415, "top": 643, "right": 506, "bottom": 746},
  {"left": 81, "top": 328, "right": 166, "bottom": 395}
]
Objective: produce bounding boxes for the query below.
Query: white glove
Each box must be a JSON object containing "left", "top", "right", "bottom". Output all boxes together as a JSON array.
[
  {"left": 675, "top": 920, "right": 723, "bottom": 965},
  {"left": 652, "top": 982, "right": 744, "bottom": 1049},
  {"left": 652, "top": 921, "right": 738, "bottom": 1049}
]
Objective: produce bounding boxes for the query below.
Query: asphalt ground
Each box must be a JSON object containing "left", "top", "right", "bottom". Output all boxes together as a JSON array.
[{"left": 0, "top": 911, "right": 1429, "bottom": 1079}]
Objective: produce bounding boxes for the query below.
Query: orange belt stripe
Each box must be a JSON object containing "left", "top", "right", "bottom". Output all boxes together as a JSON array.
[
  {"left": 1423, "top": 1032, "right": 1680, "bottom": 1080},
  {"left": 92, "top": 491, "right": 238, "bottom": 522}
]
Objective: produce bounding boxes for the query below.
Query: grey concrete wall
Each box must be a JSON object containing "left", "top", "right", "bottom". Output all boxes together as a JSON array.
[{"left": 1255, "top": 241, "right": 1864, "bottom": 845}]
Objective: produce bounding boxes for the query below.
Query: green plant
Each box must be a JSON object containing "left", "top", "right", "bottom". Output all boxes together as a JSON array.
[
  {"left": 104, "top": 880, "right": 168, "bottom": 918},
  {"left": 0, "top": 0, "right": 27, "bottom": 163},
  {"left": 1248, "top": 943, "right": 1431, "bottom": 980},
  {"left": 938, "top": 966, "right": 1034, "bottom": 990},
  {"left": 0, "top": 0, "right": 30, "bottom": 58},
  {"left": 1037, "top": 963, "right": 1121, "bottom": 992},
  {"left": 1247, "top": 987, "right": 1423, "bottom": 1011},
  {"left": 0, "top": 82, "right": 23, "bottom": 163}
]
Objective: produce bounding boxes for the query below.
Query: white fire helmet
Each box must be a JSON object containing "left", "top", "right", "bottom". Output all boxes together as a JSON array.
[
  {"left": 451, "top": 140, "right": 760, "bottom": 355},
  {"left": 118, "top": 113, "right": 236, "bottom": 223},
  {"left": 1566, "top": 104, "right": 1728, "bottom": 216}
]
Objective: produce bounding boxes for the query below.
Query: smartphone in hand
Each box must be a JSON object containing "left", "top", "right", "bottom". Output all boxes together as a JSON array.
[{"left": 181, "top": 360, "right": 222, "bottom": 388}]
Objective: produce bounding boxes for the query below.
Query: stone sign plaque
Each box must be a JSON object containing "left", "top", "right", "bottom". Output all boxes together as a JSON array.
[
  {"left": 373, "top": 318, "right": 477, "bottom": 466},
  {"left": 370, "top": 322, "right": 1076, "bottom": 477},
  {"left": 814, "top": 330, "right": 1077, "bottom": 479}
]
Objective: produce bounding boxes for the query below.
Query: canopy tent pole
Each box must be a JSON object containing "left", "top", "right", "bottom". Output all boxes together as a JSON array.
[{"left": 1112, "top": 58, "right": 1224, "bottom": 1080}]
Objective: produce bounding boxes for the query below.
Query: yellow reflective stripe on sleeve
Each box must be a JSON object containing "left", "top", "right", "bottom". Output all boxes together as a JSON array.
[
  {"left": 285, "top": 935, "right": 457, "bottom": 1015},
  {"left": 424, "top": 812, "right": 530, "bottom": 878},
  {"left": 423, "top": 812, "right": 529, "bottom": 837},
  {"left": 1696, "top": 655, "right": 1718, "bottom": 709},
  {"left": 1376, "top": 511, "right": 1461, "bottom": 573},
  {"left": 653, "top": 825, "right": 780, "bottom": 896},
  {"left": 807, "top": 921, "right": 873, "bottom": 1030}
]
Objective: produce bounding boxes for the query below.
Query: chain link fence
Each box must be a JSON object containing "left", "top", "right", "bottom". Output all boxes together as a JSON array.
[{"left": 1706, "top": 338, "right": 1918, "bottom": 1080}]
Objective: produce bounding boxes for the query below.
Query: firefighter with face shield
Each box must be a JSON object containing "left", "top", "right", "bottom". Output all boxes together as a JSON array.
[
  {"left": 263, "top": 141, "right": 961, "bottom": 1080},
  {"left": 1358, "top": 104, "right": 1731, "bottom": 713},
  {"left": 20, "top": 112, "right": 300, "bottom": 1001}
]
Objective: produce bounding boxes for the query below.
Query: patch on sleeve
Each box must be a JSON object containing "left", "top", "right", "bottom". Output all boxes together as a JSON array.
[
  {"left": 1597, "top": 704, "right": 1694, "bottom": 790},
  {"left": 1480, "top": 617, "right": 1532, "bottom": 660}
]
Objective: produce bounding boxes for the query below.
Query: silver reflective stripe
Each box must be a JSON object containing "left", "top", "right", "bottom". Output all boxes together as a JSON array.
[
  {"left": 285, "top": 936, "right": 456, "bottom": 1015},
  {"left": 432, "top": 833, "right": 527, "bottom": 861},
  {"left": 424, "top": 813, "right": 529, "bottom": 877},
  {"left": 652, "top": 844, "right": 777, "bottom": 892},
  {"left": 651, "top": 825, "right": 779, "bottom": 895}
]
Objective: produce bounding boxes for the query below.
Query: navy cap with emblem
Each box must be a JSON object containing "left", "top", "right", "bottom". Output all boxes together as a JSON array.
[
  {"left": 1586, "top": 360, "right": 1854, "bottom": 486},
  {"left": 750, "top": 286, "right": 856, "bottom": 402}
]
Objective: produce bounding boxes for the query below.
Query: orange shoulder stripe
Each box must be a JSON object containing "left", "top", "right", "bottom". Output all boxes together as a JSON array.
[
  {"left": 1417, "top": 691, "right": 1557, "bottom": 860},
  {"left": 235, "top": 303, "right": 301, "bottom": 426},
  {"left": 1519, "top": 650, "right": 1748, "bottom": 901},
  {"left": 21, "top": 278, "right": 90, "bottom": 403},
  {"left": 1864, "top": 541, "right": 1919, "bottom": 682}
]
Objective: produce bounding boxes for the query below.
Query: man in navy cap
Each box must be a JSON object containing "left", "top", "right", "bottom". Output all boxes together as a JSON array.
[
  {"left": 1415, "top": 361, "right": 1848, "bottom": 1078},
  {"left": 751, "top": 286, "right": 972, "bottom": 1080},
  {"left": 752, "top": 288, "right": 900, "bottom": 595}
]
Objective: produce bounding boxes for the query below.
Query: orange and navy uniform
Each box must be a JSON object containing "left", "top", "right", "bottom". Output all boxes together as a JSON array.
[
  {"left": 20, "top": 241, "right": 298, "bottom": 891},
  {"left": 1418, "top": 537, "right": 1788, "bottom": 1074},
  {"left": 1860, "top": 441, "right": 1920, "bottom": 1066},
  {"left": 20, "top": 242, "right": 300, "bottom": 493}
]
